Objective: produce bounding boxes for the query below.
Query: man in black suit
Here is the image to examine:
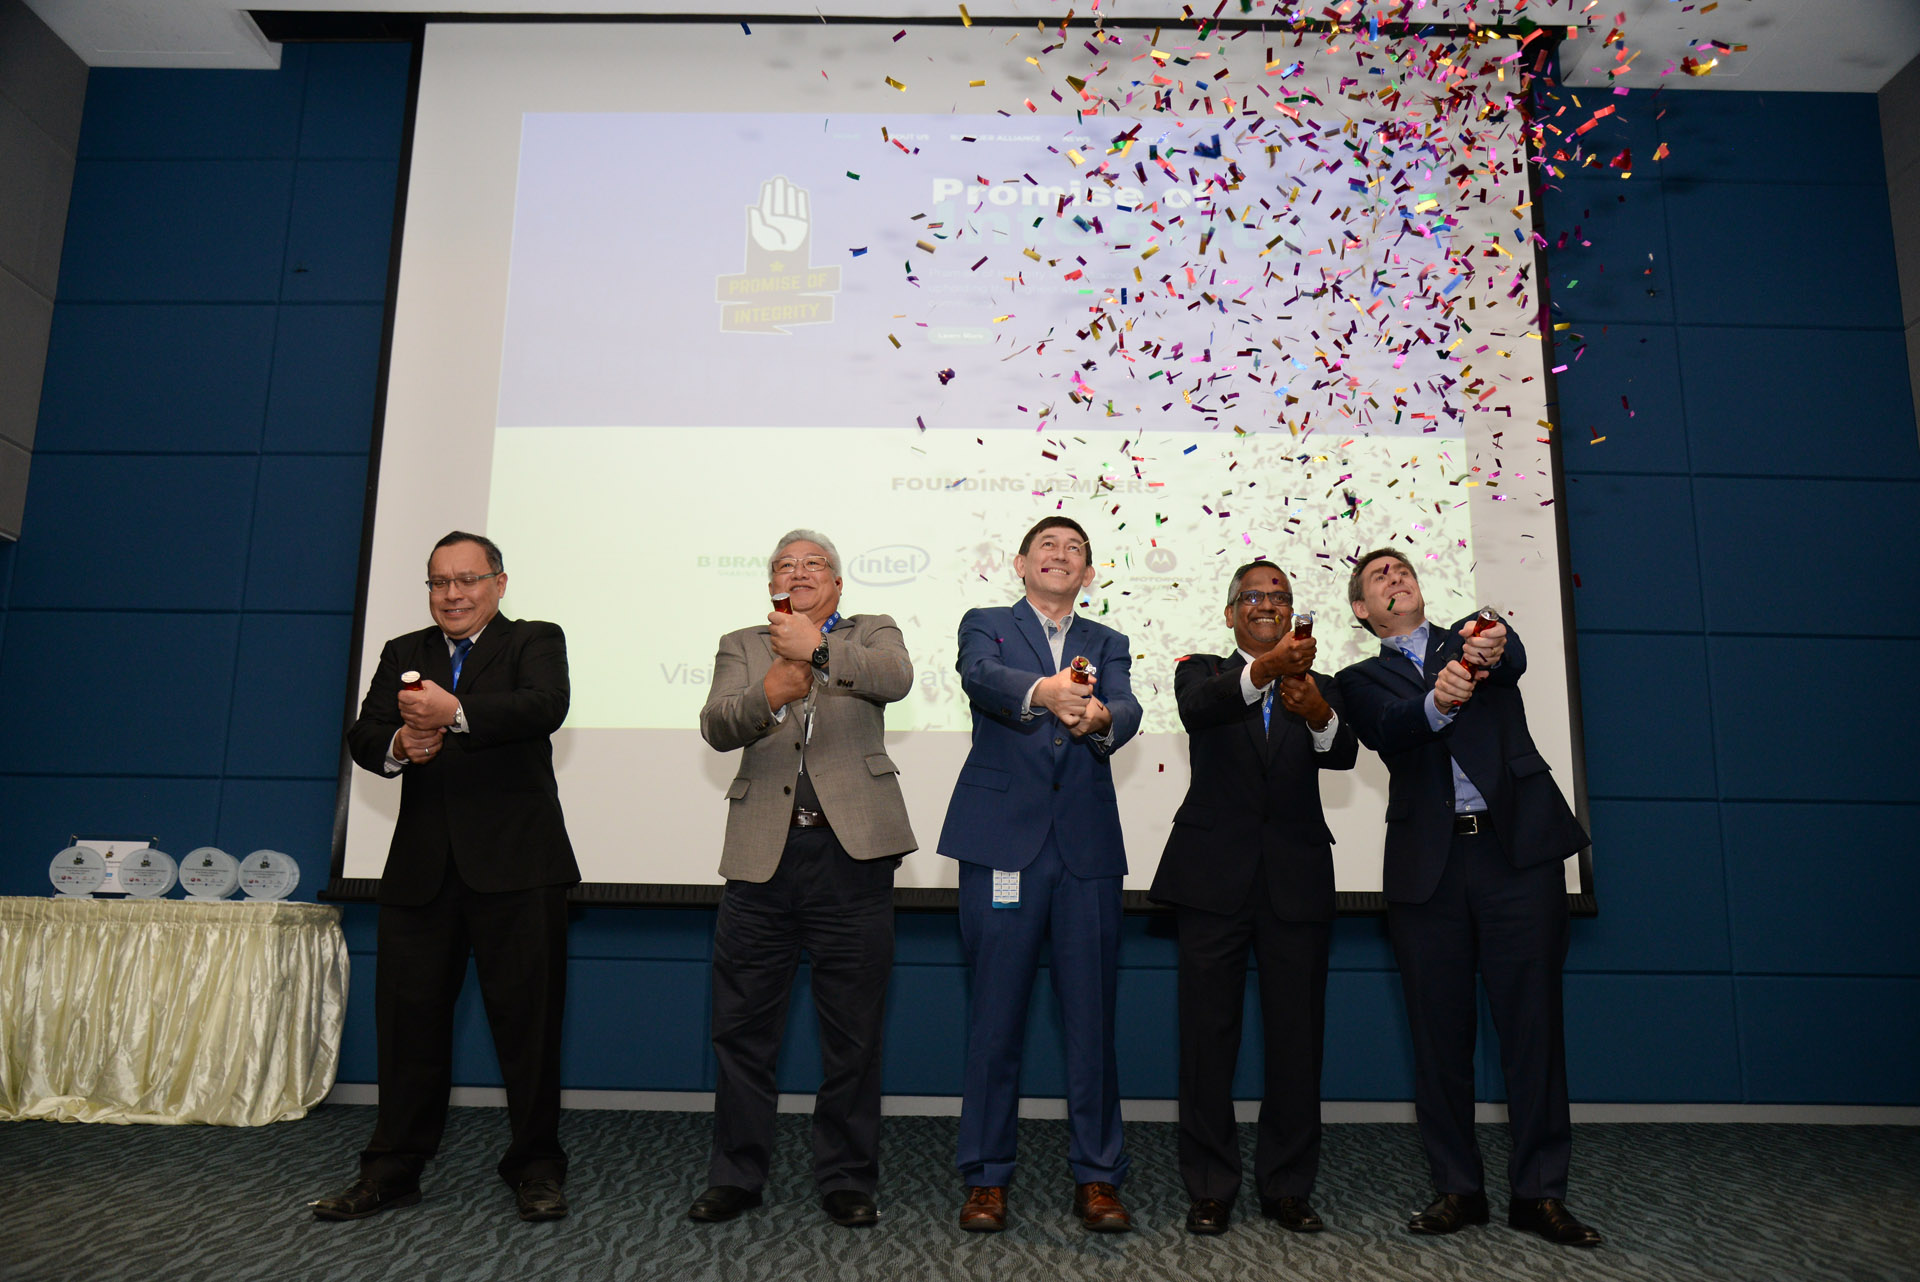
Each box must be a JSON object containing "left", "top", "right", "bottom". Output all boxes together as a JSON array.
[
  {"left": 1149, "top": 560, "right": 1357, "bottom": 1236},
  {"left": 313, "top": 531, "right": 578, "bottom": 1224},
  {"left": 1334, "top": 547, "right": 1600, "bottom": 1247}
]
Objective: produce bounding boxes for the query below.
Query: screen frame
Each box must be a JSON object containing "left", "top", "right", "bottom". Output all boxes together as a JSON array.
[{"left": 284, "top": 12, "right": 1596, "bottom": 917}]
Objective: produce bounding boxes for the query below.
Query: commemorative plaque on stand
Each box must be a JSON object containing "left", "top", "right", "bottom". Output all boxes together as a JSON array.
[
  {"left": 179, "top": 847, "right": 241, "bottom": 899},
  {"left": 118, "top": 848, "right": 178, "bottom": 897},
  {"left": 239, "top": 850, "right": 299, "bottom": 902},
  {"left": 50, "top": 846, "right": 107, "bottom": 897}
]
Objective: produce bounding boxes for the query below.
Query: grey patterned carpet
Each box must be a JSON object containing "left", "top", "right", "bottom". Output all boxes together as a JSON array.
[{"left": 1, "top": 1108, "right": 1915, "bottom": 1282}]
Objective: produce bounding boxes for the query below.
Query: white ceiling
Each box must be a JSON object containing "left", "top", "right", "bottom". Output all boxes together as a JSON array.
[{"left": 23, "top": 0, "right": 1920, "bottom": 93}]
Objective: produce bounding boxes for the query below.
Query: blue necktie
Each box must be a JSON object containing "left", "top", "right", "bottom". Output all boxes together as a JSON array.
[
  {"left": 450, "top": 637, "right": 473, "bottom": 690},
  {"left": 1261, "top": 687, "right": 1273, "bottom": 733}
]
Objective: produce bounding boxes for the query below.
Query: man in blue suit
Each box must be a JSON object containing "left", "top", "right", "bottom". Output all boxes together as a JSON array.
[
  {"left": 938, "top": 516, "right": 1143, "bottom": 1234},
  {"left": 1335, "top": 547, "right": 1601, "bottom": 1248}
]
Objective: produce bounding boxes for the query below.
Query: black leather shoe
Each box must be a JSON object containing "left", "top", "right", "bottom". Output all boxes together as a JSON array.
[
  {"left": 1185, "top": 1198, "right": 1231, "bottom": 1235},
  {"left": 1508, "top": 1197, "right": 1602, "bottom": 1247},
  {"left": 311, "top": 1177, "right": 421, "bottom": 1221},
  {"left": 1408, "top": 1191, "right": 1490, "bottom": 1235},
  {"left": 515, "top": 1178, "right": 568, "bottom": 1222},
  {"left": 1260, "top": 1196, "right": 1325, "bottom": 1232},
  {"left": 822, "top": 1189, "right": 878, "bottom": 1227},
  {"left": 689, "top": 1185, "right": 763, "bottom": 1222}
]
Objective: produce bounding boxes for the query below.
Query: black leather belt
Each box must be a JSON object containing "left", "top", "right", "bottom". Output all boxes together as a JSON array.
[
  {"left": 791, "top": 807, "right": 830, "bottom": 829},
  {"left": 1453, "top": 812, "right": 1487, "bottom": 836}
]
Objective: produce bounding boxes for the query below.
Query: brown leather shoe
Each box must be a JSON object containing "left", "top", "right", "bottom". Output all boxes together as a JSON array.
[
  {"left": 959, "top": 1185, "right": 1007, "bottom": 1232},
  {"left": 1074, "top": 1182, "right": 1133, "bottom": 1233}
]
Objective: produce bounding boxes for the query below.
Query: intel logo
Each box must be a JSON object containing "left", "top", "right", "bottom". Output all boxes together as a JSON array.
[{"left": 849, "top": 544, "right": 930, "bottom": 588}]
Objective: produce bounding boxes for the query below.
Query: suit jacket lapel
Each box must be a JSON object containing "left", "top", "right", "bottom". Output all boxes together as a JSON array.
[
  {"left": 1010, "top": 599, "right": 1057, "bottom": 673},
  {"left": 1223, "top": 653, "right": 1269, "bottom": 762}
]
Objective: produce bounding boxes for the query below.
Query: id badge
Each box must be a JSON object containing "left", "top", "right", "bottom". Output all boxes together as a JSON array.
[{"left": 991, "top": 869, "right": 1020, "bottom": 908}]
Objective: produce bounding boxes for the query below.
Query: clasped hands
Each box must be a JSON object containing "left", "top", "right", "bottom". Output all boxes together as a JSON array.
[
  {"left": 1249, "top": 633, "right": 1333, "bottom": 729},
  {"left": 1435, "top": 620, "right": 1508, "bottom": 710},
  {"left": 1033, "top": 668, "right": 1113, "bottom": 738},
  {"left": 762, "top": 609, "right": 826, "bottom": 710},
  {"left": 391, "top": 679, "right": 460, "bottom": 764}
]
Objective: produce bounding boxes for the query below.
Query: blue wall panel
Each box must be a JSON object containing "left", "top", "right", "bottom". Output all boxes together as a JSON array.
[
  {"left": 76, "top": 50, "right": 307, "bottom": 160},
  {"left": 0, "top": 611, "right": 240, "bottom": 775},
  {"left": 1737, "top": 978, "right": 1920, "bottom": 1104},
  {"left": 223, "top": 612, "right": 355, "bottom": 779},
  {"left": 263, "top": 304, "right": 385, "bottom": 453},
  {"left": 1656, "top": 91, "right": 1886, "bottom": 187},
  {"left": 1722, "top": 803, "right": 1920, "bottom": 976},
  {"left": 1664, "top": 184, "right": 1902, "bottom": 330},
  {"left": 564, "top": 958, "right": 712, "bottom": 1091},
  {"left": 1553, "top": 323, "right": 1690, "bottom": 474},
  {"left": 1543, "top": 178, "right": 1672, "bottom": 323},
  {"left": 1693, "top": 478, "right": 1920, "bottom": 636},
  {"left": 1575, "top": 632, "right": 1717, "bottom": 798},
  {"left": 35, "top": 305, "right": 276, "bottom": 452},
  {"left": 1564, "top": 473, "right": 1703, "bottom": 632},
  {"left": 7, "top": 455, "right": 257, "bottom": 609},
  {"left": 58, "top": 161, "right": 295, "bottom": 302},
  {"left": 1564, "top": 975, "right": 1742, "bottom": 1102},
  {"left": 242, "top": 453, "right": 370, "bottom": 612},
  {"left": 1679, "top": 327, "right": 1920, "bottom": 479},
  {"left": 1566, "top": 800, "right": 1730, "bottom": 973},
  {"left": 1709, "top": 638, "right": 1920, "bottom": 803},
  {"left": 280, "top": 161, "right": 400, "bottom": 302},
  {"left": 299, "top": 44, "right": 411, "bottom": 160}
]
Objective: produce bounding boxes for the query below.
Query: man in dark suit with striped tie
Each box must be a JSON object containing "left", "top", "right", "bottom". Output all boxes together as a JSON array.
[
  {"left": 1149, "top": 560, "right": 1357, "bottom": 1236},
  {"left": 313, "top": 531, "right": 578, "bottom": 1225},
  {"left": 1335, "top": 547, "right": 1600, "bottom": 1248}
]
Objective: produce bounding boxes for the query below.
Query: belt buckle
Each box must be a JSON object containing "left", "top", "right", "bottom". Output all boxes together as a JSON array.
[{"left": 1456, "top": 813, "right": 1481, "bottom": 836}]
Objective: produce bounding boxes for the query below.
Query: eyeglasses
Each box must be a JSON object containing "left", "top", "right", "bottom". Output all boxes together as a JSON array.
[
  {"left": 1236, "top": 589, "right": 1294, "bottom": 608},
  {"left": 771, "top": 556, "right": 834, "bottom": 576},
  {"left": 425, "top": 572, "right": 500, "bottom": 593}
]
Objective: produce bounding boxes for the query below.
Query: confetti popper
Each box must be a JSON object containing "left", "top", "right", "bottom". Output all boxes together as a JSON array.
[
  {"left": 771, "top": 593, "right": 794, "bottom": 615},
  {"left": 1068, "top": 655, "right": 1098, "bottom": 685},
  {"left": 400, "top": 670, "right": 424, "bottom": 691},
  {"left": 1451, "top": 605, "right": 1502, "bottom": 708}
]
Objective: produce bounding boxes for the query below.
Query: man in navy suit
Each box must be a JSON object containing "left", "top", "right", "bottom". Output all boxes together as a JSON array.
[
  {"left": 938, "top": 516, "right": 1143, "bottom": 1234},
  {"left": 1334, "top": 547, "right": 1600, "bottom": 1248},
  {"left": 1149, "top": 560, "right": 1357, "bottom": 1236}
]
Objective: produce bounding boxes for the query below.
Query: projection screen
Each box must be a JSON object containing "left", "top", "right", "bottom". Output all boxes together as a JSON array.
[{"left": 336, "top": 19, "right": 1590, "bottom": 905}]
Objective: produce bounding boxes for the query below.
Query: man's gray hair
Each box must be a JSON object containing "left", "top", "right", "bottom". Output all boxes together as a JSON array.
[{"left": 768, "top": 528, "right": 841, "bottom": 577}]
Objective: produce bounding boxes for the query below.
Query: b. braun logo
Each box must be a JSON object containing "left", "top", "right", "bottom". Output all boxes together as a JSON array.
[
  {"left": 1144, "top": 546, "right": 1178, "bottom": 573},
  {"left": 849, "top": 544, "right": 930, "bottom": 588}
]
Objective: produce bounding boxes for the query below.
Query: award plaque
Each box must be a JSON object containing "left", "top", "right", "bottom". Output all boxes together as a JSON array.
[
  {"left": 118, "top": 848, "right": 178, "bottom": 897},
  {"left": 239, "top": 849, "right": 300, "bottom": 901},
  {"left": 50, "top": 846, "right": 107, "bottom": 897},
  {"left": 179, "top": 846, "right": 241, "bottom": 899}
]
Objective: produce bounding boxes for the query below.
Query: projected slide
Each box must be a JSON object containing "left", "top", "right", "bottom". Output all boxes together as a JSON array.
[{"left": 342, "top": 22, "right": 1578, "bottom": 898}]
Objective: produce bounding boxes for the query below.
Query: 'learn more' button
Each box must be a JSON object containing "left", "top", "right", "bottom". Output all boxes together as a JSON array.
[{"left": 928, "top": 326, "right": 992, "bottom": 345}]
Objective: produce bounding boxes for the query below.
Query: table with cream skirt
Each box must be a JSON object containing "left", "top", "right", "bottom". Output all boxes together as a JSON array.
[{"left": 0, "top": 897, "right": 348, "bottom": 1125}]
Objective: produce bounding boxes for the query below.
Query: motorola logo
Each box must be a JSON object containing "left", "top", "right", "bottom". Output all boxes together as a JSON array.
[
  {"left": 848, "top": 544, "right": 930, "bottom": 588},
  {"left": 1144, "top": 547, "right": 1178, "bottom": 573}
]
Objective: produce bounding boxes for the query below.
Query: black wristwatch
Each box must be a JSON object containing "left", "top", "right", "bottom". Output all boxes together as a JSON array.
[{"left": 810, "top": 641, "right": 831, "bottom": 671}]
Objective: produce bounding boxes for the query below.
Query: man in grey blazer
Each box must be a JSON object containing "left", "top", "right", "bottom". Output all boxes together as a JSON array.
[{"left": 689, "top": 529, "right": 917, "bottom": 1229}]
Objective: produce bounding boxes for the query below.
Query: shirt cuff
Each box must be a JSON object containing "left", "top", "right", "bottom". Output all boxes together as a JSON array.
[
  {"left": 772, "top": 704, "right": 789, "bottom": 723},
  {"left": 1239, "top": 663, "right": 1269, "bottom": 704},
  {"left": 1020, "top": 678, "right": 1042, "bottom": 720},
  {"left": 383, "top": 735, "right": 406, "bottom": 773},
  {"left": 449, "top": 701, "right": 468, "bottom": 734},
  {"left": 1309, "top": 710, "right": 1341, "bottom": 752},
  {"left": 1425, "top": 689, "right": 1457, "bottom": 730}
]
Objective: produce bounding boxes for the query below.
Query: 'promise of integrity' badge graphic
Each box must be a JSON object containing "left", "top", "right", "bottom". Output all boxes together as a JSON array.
[{"left": 716, "top": 176, "right": 841, "bottom": 334}]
